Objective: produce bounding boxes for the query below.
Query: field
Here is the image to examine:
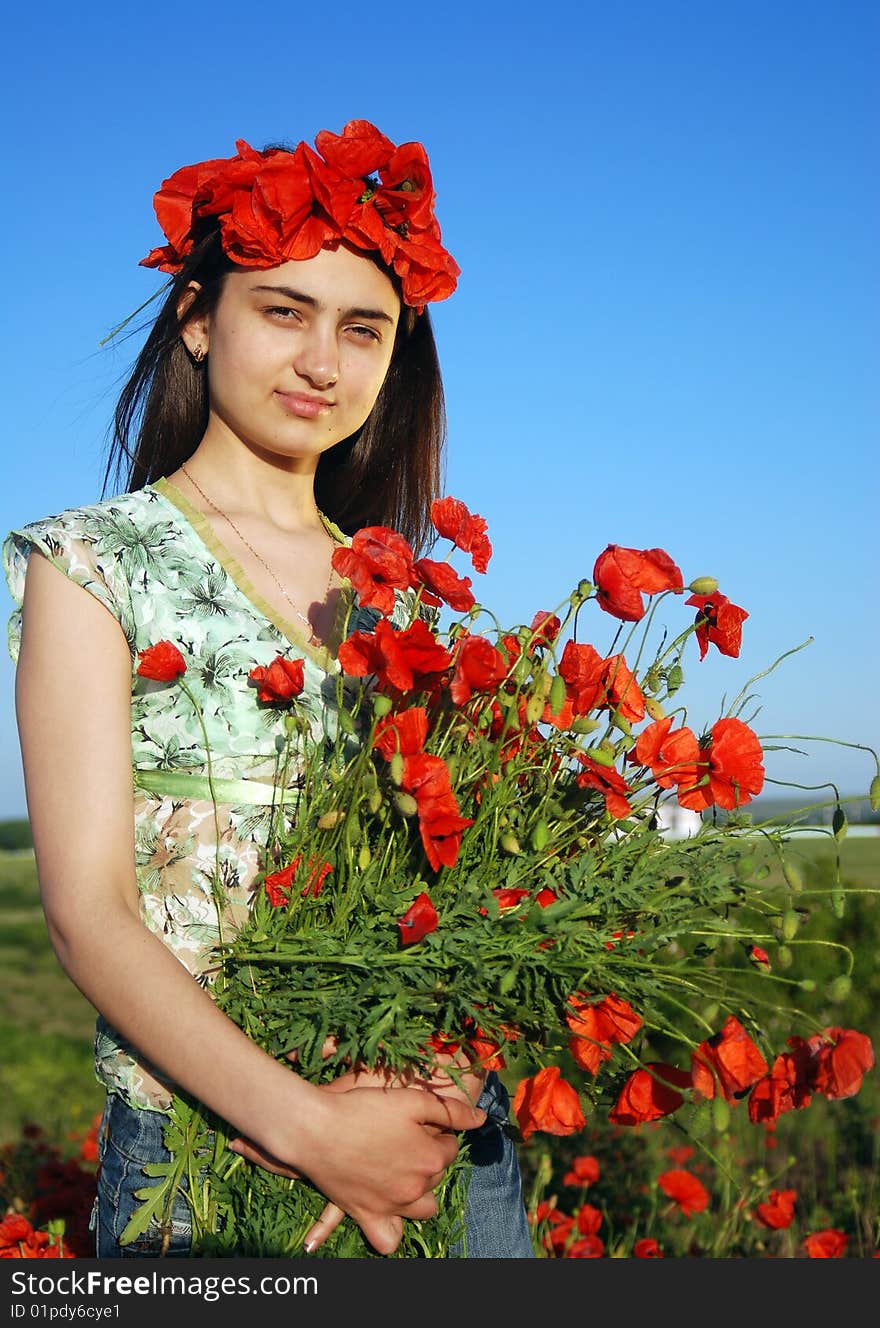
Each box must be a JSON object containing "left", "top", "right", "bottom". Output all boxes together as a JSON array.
[{"left": 1, "top": 834, "right": 878, "bottom": 1256}]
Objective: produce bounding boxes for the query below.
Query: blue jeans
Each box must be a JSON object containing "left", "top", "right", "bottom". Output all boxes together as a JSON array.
[{"left": 92, "top": 1073, "right": 534, "bottom": 1259}]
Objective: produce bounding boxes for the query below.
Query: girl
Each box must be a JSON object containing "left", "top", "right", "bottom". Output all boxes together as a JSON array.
[{"left": 4, "top": 120, "right": 534, "bottom": 1259}]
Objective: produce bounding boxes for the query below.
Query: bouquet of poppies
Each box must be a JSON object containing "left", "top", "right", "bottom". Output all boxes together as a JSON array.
[{"left": 126, "top": 498, "right": 877, "bottom": 1258}]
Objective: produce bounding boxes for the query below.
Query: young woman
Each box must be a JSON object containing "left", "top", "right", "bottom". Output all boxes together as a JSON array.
[{"left": 4, "top": 120, "right": 535, "bottom": 1259}]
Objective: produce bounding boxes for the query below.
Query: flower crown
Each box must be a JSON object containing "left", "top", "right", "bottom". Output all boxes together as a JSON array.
[{"left": 140, "top": 120, "right": 460, "bottom": 311}]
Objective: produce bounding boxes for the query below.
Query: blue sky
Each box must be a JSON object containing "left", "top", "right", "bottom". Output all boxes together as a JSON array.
[{"left": 1, "top": 0, "right": 877, "bottom": 816}]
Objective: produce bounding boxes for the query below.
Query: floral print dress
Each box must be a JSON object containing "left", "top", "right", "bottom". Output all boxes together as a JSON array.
[{"left": 3, "top": 477, "right": 385, "bottom": 1112}]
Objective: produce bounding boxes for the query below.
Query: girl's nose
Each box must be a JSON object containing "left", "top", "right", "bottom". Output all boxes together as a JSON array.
[{"left": 294, "top": 326, "right": 339, "bottom": 390}]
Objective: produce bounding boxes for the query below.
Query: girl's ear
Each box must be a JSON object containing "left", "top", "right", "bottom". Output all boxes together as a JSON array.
[{"left": 177, "top": 281, "right": 210, "bottom": 359}]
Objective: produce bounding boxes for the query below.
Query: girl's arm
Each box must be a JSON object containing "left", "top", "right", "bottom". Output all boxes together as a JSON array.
[{"left": 15, "top": 552, "right": 484, "bottom": 1254}]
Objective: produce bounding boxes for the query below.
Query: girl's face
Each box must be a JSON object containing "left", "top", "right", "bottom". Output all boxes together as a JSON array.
[{"left": 189, "top": 244, "right": 401, "bottom": 467}]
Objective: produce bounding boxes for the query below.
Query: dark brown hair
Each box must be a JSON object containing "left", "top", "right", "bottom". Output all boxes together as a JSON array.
[{"left": 102, "top": 228, "right": 447, "bottom": 555}]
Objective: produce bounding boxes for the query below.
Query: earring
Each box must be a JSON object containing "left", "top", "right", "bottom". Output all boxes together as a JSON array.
[{"left": 192, "top": 345, "right": 206, "bottom": 363}]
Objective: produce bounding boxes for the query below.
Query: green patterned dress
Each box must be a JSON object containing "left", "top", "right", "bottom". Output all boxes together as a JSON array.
[{"left": 3, "top": 477, "right": 384, "bottom": 1112}]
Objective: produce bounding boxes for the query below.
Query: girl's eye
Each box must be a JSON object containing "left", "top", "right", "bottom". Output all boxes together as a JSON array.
[
  {"left": 348, "top": 325, "right": 382, "bottom": 342},
  {"left": 266, "top": 306, "right": 301, "bottom": 321}
]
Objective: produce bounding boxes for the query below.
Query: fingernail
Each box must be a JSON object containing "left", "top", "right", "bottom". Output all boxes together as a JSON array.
[{"left": 303, "top": 1239, "right": 315, "bottom": 1254}]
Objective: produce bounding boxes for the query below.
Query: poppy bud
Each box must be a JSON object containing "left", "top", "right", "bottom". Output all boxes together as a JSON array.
[
  {"left": 499, "top": 968, "right": 519, "bottom": 995},
  {"left": 666, "top": 664, "right": 684, "bottom": 696},
  {"left": 870, "top": 774, "right": 880, "bottom": 813},
  {"left": 827, "top": 975, "right": 852, "bottom": 1002},
  {"left": 373, "top": 694, "right": 393, "bottom": 718},
  {"left": 357, "top": 844, "right": 372, "bottom": 870},
  {"left": 501, "top": 833, "right": 521, "bottom": 855},
  {"left": 367, "top": 789, "right": 383, "bottom": 814},
  {"left": 610, "top": 713, "right": 632, "bottom": 736},
  {"left": 712, "top": 1096, "right": 730, "bottom": 1131},
  {"left": 832, "top": 806, "right": 847, "bottom": 840},
  {"left": 781, "top": 910, "right": 800, "bottom": 941},
  {"left": 799, "top": 978, "right": 817, "bottom": 992},
  {"left": 274, "top": 734, "right": 287, "bottom": 753},
  {"left": 587, "top": 747, "right": 616, "bottom": 768},
  {"left": 526, "top": 693, "right": 545, "bottom": 725},
  {"left": 775, "top": 945, "right": 794, "bottom": 969},
  {"left": 317, "top": 810, "right": 343, "bottom": 830},
  {"left": 645, "top": 698, "right": 666, "bottom": 722},
  {"left": 392, "top": 792, "right": 419, "bottom": 818},
  {"left": 782, "top": 861, "right": 804, "bottom": 893},
  {"left": 643, "top": 667, "right": 662, "bottom": 694},
  {"left": 390, "top": 753, "right": 404, "bottom": 786},
  {"left": 548, "top": 674, "right": 567, "bottom": 716},
  {"left": 689, "top": 1100, "right": 712, "bottom": 1137},
  {"left": 571, "top": 717, "right": 601, "bottom": 735},
  {"left": 831, "top": 889, "right": 845, "bottom": 919},
  {"left": 570, "top": 579, "right": 593, "bottom": 605},
  {"left": 337, "top": 707, "right": 356, "bottom": 736},
  {"left": 531, "top": 820, "right": 550, "bottom": 852},
  {"left": 688, "top": 576, "right": 719, "bottom": 596}
]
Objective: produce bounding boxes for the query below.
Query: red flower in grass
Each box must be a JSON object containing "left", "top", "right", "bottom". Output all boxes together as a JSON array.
[
  {"left": 399, "top": 751, "right": 474, "bottom": 871},
  {"left": 0, "top": 1213, "right": 74, "bottom": 1259},
  {"left": 691, "top": 1015, "right": 769, "bottom": 1101},
  {"left": 513, "top": 1066, "right": 585, "bottom": 1142},
  {"left": 755, "top": 1189, "right": 797, "bottom": 1230},
  {"left": 566, "top": 992, "right": 642, "bottom": 1074},
  {"left": 686, "top": 590, "right": 748, "bottom": 660},
  {"left": 136, "top": 640, "right": 187, "bottom": 681},
  {"left": 573, "top": 755, "right": 633, "bottom": 820},
  {"left": 609, "top": 1063, "right": 691, "bottom": 1126},
  {"left": 338, "top": 617, "right": 452, "bottom": 693},
  {"left": 658, "top": 1169, "right": 710, "bottom": 1218},
  {"left": 373, "top": 707, "right": 429, "bottom": 759},
  {"left": 576, "top": 1203, "right": 603, "bottom": 1236},
  {"left": 629, "top": 716, "right": 701, "bottom": 791},
  {"left": 678, "top": 717, "right": 765, "bottom": 813},
  {"left": 331, "top": 526, "right": 416, "bottom": 616},
  {"left": 248, "top": 654, "right": 305, "bottom": 704},
  {"left": 593, "top": 544, "right": 683, "bottom": 622},
  {"left": 264, "top": 855, "right": 333, "bottom": 905},
  {"left": 748, "top": 1042, "right": 815, "bottom": 1126},
  {"left": 413, "top": 558, "right": 475, "bottom": 612},
  {"left": 567, "top": 1235, "right": 605, "bottom": 1258},
  {"left": 449, "top": 634, "right": 509, "bottom": 706},
  {"left": 804, "top": 1229, "right": 848, "bottom": 1258},
  {"left": 397, "top": 891, "right": 438, "bottom": 945},
  {"left": 563, "top": 1155, "right": 601, "bottom": 1187},
  {"left": 558, "top": 643, "right": 645, "bottom": 722},
  {"left": 810, "top": 1026, "right": 875, "bottom": 1100},
  {"left": 633, "top": 1238, "right": 664, "bottom": 1258},
  {"left": 529, "top": 610, "right": 562, "bottom": 646},
  {"left": 749, "top": 945, "right": 771, "bottom": 971},
  {"left": 430, "top": 496, "right": 492, "bottom": 572}
]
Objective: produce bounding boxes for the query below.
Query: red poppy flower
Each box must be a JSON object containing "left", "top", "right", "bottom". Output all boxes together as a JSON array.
[
  {"left": 263, "top": 855, "right": 333, "bottom": 905},
  {"left": 747, "top": 1043, "right": 814, "bottom": 1126},
  {"left": 529, "top": 610, "right": 562, "bottom": 645},
  {"left": 430, "top": 496, "right": 493, "bottom": 572},
  {"left": 576, "top": 1203, "right": 603, "bottom": 1236},
  {"left": 677, "top": 717, "right": 765, "bottom": 812},
  {"left": 566, "top": 1235, "right": 605, "bottom": 1258},
  {"left": 338, "top": 617, "right": 452, "bottom": 693},
  {"left": 609, "top": 1064, "right": 691, "bottom": 1126},
  {"left": 755, "top": 1189, "right": 797, "bottom": 1230},
  {"left": 449, "top": 634, "right": 509, "bottom": 705},
  {"left": 513, "top": 1066, "right": 585, "bottom": 1142},
  {"left": 417, "top": 804, "right": 474, "bottom": 871},
  {"left": 598, "top": 654, "right": 646, "bottom": 723},
  {"left": 566, "top": 992, "right": 642, "bottom": 1073},
  {"left": 810, "top": 1026, "right": 875, "bottom": 1100},
  {"left": 574, "top": 755, "right": 633, "bottom": 820},
  {"left": 691, "top": 1015, "right": 769, "bottom": 1101},
  {"left": 749, "top": 945, "right": 771, "bottom": 971},
  {"left": 413, "top": 558, "right": 475, "bottom": 612},
  {"left": 248, "top": 655, "right": 305, "bottom": 704},
  {"left": 630, "top": 716, "right": 701, "bottom": 791},
  {"left": 136, "top": 640, "right": 187, "bottom": 681},
  {"left": 667, "top": 1144, "right": 694, "bottom": 1166},
  {"left": 558, "top": 641, "right": 604, "bottom": 715},
  {"left": 633, "top": 1238, "right": 664, "bottom": 1258},
  {"left": 563, "top": 1155, "right": 601, "bottom": 1187},
  {"left": 593, "top": 545, "right": 684, "bottom": 622},
  {"left": 397, "top": 891, "right": 438, "bottom": 945},
  {"left": 467, "top": 1030, "right": 506, "bottom": 1071},
  {"left": 686, "top": 590, "right": 748, "bottom": 660},
  {"left": 373, "top": 707, "right": 429, "bottom": 759},
  {"left": 804, "top": 1229, "right": 848, "bottom": 1258},
  {"left": 331, "top": 526, "right": 416, "bottom": 616},
  {"left": 657, "top": 1169, "right": 710, "bottom": 1218}
]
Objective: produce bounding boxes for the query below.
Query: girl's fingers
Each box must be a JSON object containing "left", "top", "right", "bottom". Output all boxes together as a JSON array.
[
  {"left": 303, "top": 1202, "right": 347, "bottom": 1253},
  {"left": 227, "top": 1135, "right": 301, "bottom": 1179}
]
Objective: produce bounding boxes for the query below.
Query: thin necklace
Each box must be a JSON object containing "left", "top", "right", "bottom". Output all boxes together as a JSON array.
[{"left": 179, "top": 463, "right": 336, "bottom": 646}]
